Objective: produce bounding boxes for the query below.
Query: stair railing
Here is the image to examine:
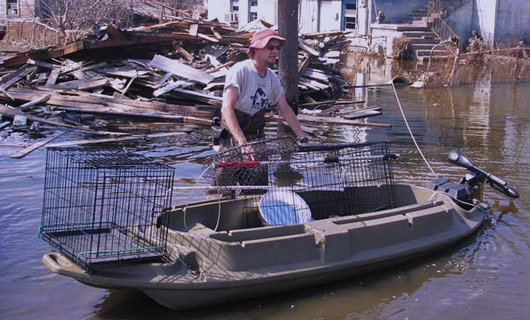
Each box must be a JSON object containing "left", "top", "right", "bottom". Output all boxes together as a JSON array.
[{"left": 427, "top": 0, "right": 460, "bottom": 49}]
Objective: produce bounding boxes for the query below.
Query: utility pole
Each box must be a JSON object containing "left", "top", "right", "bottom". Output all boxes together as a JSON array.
[{"left": 278, "top": 0, "right": 299, "bottom": 113}]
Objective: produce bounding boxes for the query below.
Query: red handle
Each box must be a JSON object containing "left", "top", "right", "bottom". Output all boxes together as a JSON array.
[{"left": 218, "top": 161, "right": 261, "bottom": 168}]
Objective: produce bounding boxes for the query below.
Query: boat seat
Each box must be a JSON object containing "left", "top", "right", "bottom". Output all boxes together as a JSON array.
[{"left": 332, "top": 200, "right": 444, "bottom": 225}]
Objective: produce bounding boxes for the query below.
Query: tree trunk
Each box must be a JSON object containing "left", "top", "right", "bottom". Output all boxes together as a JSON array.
[{"left": 278, "top": 0, "right": 299, "bottom": 113}]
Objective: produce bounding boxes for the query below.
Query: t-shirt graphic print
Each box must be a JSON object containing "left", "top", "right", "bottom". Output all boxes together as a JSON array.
[{"left": 251, "top": 87, "right": 270, "bottom": 114}]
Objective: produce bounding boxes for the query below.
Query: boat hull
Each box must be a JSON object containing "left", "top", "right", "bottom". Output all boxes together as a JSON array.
[{"left": 42, "top": 184, "right": 487, "bottom": 310}]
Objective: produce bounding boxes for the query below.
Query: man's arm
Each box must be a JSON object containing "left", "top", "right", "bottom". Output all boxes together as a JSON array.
[
  {"left": 221, "top": 86, "right": 247, "bottom": 146},
  {"left": 277, "top": 94, "right": 306, "bottom": 139}
]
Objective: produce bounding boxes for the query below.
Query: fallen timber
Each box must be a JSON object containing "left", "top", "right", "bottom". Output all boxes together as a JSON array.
[{"left": 0, "top": 20, "right": 386, "bottom": 152}]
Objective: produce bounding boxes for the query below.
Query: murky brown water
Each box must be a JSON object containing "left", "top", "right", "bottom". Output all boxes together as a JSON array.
[{"left": 1, "top": 60, "right": 529, "bottom": 319}]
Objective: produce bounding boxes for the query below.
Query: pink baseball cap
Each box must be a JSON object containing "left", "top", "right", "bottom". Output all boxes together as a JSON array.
[{"left": 249, "top": 28, "right": 286, "bottom": 49}]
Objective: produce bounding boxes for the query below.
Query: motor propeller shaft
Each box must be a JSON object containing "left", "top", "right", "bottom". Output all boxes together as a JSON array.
[{"left": 448, "top": 149, "right": 519, "bottom": 199}]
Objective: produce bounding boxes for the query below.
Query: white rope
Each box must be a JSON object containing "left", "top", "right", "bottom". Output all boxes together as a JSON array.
[{"left": 391, "top": 82, "right": 438, "bottom": 177}]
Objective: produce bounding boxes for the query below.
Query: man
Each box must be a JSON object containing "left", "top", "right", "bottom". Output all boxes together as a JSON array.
[{"left": 219, "top": 28, "right": 308, "bottom": 150}]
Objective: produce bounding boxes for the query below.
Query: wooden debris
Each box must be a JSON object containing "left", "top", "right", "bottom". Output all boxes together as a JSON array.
[
  {"left": 0, "top": 19, "right": 371, "bottom": 142},
  {"left": 151, "top": 54, "right": 214, "bottom": 84},
  {"left": 19, "top": 93, "right": 52, "bottom": 111},
  {"left": 10, "top": 131, "right": 65, "bottom": 158}
]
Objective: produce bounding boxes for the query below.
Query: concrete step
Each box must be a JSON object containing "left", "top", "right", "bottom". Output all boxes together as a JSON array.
[
  {"left": 402, "top": 31, "right": 437, "bottom": 38},
  {"left": 393, "top": 24, "right": 430, "bottom": 31},
  {"left": 406, "top": 37, "right": 440, "bottom": 45},
  {"left": 415, "top": 49, "right": 450, "bottom": 57},
  {"left": 410, "top": 43, "right": 440, "bottom": 50}
]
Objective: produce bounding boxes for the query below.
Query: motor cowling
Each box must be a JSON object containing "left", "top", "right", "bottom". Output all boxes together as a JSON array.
[{"left": 427, "top": 177, "right": 476, "bottom": 210}]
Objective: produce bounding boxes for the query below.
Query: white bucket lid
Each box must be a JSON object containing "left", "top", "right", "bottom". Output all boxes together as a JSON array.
[{"left": 258, "top": 189, "right": 312, "bottom": 225}]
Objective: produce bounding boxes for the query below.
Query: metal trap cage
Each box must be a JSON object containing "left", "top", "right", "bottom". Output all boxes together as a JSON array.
[
  {"left": 203, "top": 137, "right": 396, "bottom": 225},
  {"left": 40, "top": 147, "right": 175, "bottom": 270}
]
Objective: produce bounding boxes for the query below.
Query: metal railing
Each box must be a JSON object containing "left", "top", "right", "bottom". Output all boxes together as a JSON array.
[{"left": 427, "top": 0, "right": 460, "bottom": 48}]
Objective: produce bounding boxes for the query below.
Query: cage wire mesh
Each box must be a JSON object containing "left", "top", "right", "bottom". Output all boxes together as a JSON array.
[
  {"left": 203, "top": 137, "right": 396, "bottom": 225},
  {"left": 40, "top": 147, "right": 175, "bottom": 270}
]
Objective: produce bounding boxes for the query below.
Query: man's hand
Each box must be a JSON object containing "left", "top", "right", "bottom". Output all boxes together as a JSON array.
[{"left": 240, "top": 143, "right": 256, "bottom": 161}]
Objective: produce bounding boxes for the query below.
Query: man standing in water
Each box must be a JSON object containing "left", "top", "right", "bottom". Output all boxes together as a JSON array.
[{"left": 220, "top": 28, "right": 308, "bottom": 150}]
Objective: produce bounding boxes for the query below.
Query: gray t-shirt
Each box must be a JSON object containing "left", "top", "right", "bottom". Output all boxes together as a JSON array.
[{"left": 224, "top": 59, "right": 283, "bottom": 116}]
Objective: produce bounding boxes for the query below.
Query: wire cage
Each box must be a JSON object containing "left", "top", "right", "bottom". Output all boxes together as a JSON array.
[
  {"left": 204, "top": 137, "right": 396, "bottom": 226},
  {"left": 40, "top": 147, "right": 175, "bottom": 270}
]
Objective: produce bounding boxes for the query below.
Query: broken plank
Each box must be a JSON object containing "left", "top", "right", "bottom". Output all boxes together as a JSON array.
[
  {"left": 27, "top": 59, "right": 56, "bottom": 69},
  {"left": 56, "top": 77, "right": 109, "bottom": 90},
  {"left": 19, "top": 93, "right": 52, "bottom": 111},
  {"left": 298, "top": 99, "right": 364, "bottom": 108},
  {"left": 206, "top": 60, "right": 235, "bottom": 73},
  {"left": 341, "top": 109, "right": 383, "bottom": 120},
  {"left": 198, "top": 33, "right": 219, "bottom": 43},
  {"left": 0, "top": 121, "right": 10, "bottom": 130},
  {"left": 298, "top": 39, "right": 320, "bottom": 57},
  {"left": 188, "top": 24, "right": 199, "bottom": 36},
  {"left": 151, "top": 54, "right": 214, "bottom": 84},
  {"left": 273, "top": 113, "right": 392, "bottom": 128},
  {"left": 10, "top": 131, "right": 65, "bottom": 158},
  {"left": 0, "top": 65, "right": 38, "bottom": 90},
  {"left": 175, "top": 45, "right": 194, "bottom": 63},
  {"left": 45, "top": 69, "right": 60, "bottom": 87},
  {"left": 171, "top": 88, "right": 222, "bottom": 106},
  {"left": 0, "top": 104, "right": 127, "bottom": 135},
  {"left": 47, "top": 132, "right": 185, "bottom": 148},
  {"left": 153, "top": 81, "right": 190, "bottom": 97}
]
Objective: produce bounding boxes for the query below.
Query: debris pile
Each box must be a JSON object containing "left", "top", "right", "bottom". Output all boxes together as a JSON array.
[{"left": 0, "top": 17, "right": 375, "bottom": 155}]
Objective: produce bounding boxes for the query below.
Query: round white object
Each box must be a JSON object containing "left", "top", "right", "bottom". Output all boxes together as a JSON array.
[{"left": 258, "top": 189, "right": 312, "bottom": 225}]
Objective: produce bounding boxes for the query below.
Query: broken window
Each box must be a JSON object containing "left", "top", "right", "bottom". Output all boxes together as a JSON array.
[{"left": 7, "top": 0, "right": 19, "bottom": 16}]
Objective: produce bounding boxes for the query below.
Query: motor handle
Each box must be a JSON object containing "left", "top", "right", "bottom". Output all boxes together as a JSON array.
[
  {"left": 490, "top": 182, "right": 520, "bottom": 199},
  {"left": 448, "top": 149, "right": 519, "bottom": 199}
]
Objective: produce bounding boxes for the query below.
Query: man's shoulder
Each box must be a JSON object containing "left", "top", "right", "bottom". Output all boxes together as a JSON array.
[{"left": 231, "top": 59, "right": 253, "bottom": 72}]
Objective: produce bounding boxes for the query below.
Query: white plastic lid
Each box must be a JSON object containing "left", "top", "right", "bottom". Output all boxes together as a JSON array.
[{"left": 258, "top": 189, "right": 312, "bottom": 225}]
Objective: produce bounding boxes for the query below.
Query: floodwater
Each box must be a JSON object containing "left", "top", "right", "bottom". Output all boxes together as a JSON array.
[{"left": 1, "top": 60, "right": 530, "bottom": 319}]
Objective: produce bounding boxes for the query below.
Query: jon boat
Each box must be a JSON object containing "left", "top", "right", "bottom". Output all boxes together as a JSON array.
[{"left": 40, "top": 141, "right": 518, "bottom": 310}]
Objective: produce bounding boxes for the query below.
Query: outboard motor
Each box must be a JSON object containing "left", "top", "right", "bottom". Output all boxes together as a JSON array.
[{"left": 428, "top": 150, "right": 519, "bottom": 209}]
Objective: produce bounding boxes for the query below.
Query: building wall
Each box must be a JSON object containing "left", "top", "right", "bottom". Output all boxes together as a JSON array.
[
  {"left": 445, "top": 0, "right": 473, "bottom": 50},
  {"left": 373, "top": 0, "right": 426, "bottom": 23},
  {"left": 495, "top": 0, "right": 530, "bottom": 46},
  {"left": 207, "top": 0, "right": 231, "bottom": 24},
  {"left": 318, "top": 0, "right": 342, "bottom": 31},
  {"left": 474, "top": 0, "right": 497, "bottom": 46},
  {"left": 299, "top": 0, "right": 318, "bottom": 34},
  {"left": 0, "top": 0, "right": 36, "bottom": 19},
  {"left": 257, "top": 0, "right": 277, "bottom": 25}
]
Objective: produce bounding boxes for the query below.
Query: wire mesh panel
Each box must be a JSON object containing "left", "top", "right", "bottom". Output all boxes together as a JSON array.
[
  {"left": 40, "top": 147, "right": 175, "bottom": 270},
  {"left": 204, "top": 138, "right": 396, "bottom": 225}
]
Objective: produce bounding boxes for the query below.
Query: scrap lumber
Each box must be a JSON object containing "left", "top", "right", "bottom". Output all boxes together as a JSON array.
[
  {"left": 0, "top": 65, "right": 38, "bottom": 90},
  {"left": 47, "top": 132, "right": 186, "bottom": 148},
  {"left": 0, "top": 20, "right": 357, "bottom": 139},
  {"left": 340, "top": 108, "right": 383, "bottom": 120},
  {"left": 171, "top": 88, "right": 222, "bottom": 106},
  {"left": 286, "top": 114, "right": 392, "bottom": 129},
  {"left": 151, "top": 54, "right": 214, "bottom": 84},
  {"left": 10, "top": 131, "right": 65, "bottom": 158},
  {"left": 0, "top": 121, "right": 10, "bottom": 130},
  {"left": 19, "top": 93, "right": 52, "bottom": 111},
  {"left": 0, "top": 104, "right": 127, "bottom": 135}
]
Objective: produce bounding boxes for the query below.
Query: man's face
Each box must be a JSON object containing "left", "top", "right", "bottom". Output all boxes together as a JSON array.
[{"left": 254, "top": 40, "right": 282, "bottom": 64}]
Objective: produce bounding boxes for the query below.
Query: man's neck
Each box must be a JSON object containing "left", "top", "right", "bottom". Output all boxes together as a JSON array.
[{"left": 252, "top": 58, "right": 268, "bottom": 76}]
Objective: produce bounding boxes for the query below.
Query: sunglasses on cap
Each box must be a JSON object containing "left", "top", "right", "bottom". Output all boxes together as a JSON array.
[{"left": 266, "top": 44, "right": 282, "bottom": 51}]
